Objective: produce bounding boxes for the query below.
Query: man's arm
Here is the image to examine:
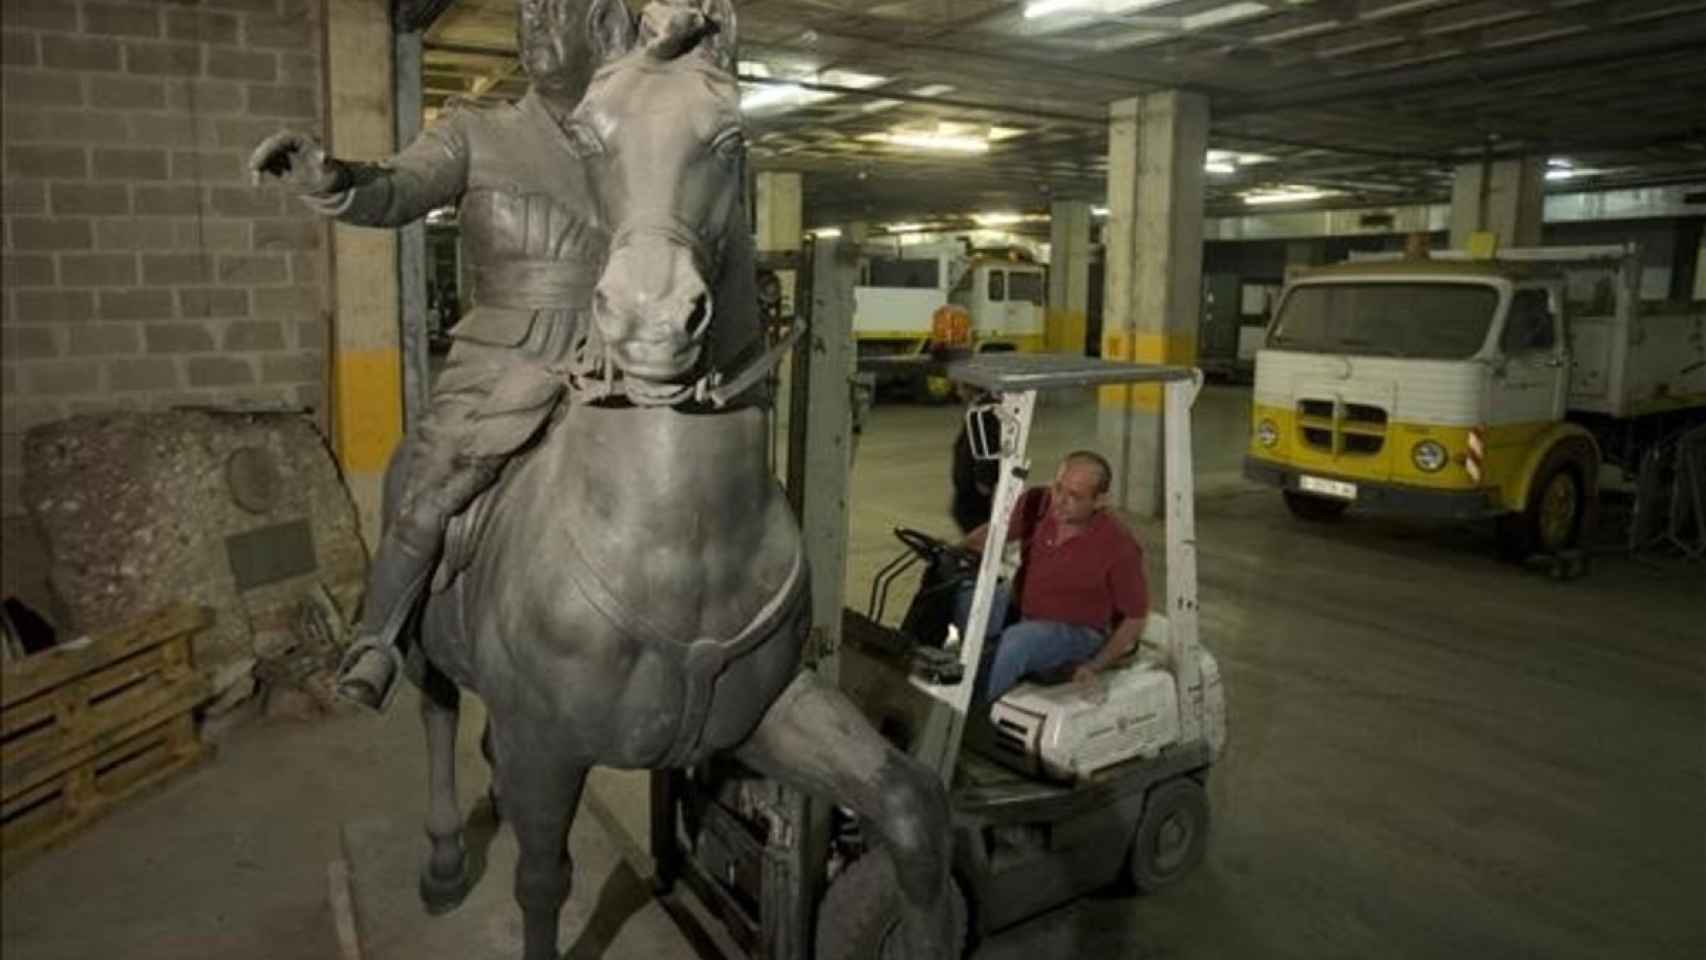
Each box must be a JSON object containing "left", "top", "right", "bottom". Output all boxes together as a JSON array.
[
  {"left": 1072, "top": 616, "right": 1145, "bottom": 684},
  {"left": 249, "top": 118, "right": 469, "bottom": 228}
]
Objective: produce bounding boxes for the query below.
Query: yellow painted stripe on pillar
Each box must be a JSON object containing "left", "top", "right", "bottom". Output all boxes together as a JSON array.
[
  {"left": 1099, "top": 331, "right": 1197, "bottom": 412},
  {"left": 1044, "top": 308, "right": 1087, "bottom": 354},
  {"left": 333, "top": 347, "right": 403, "bottom": 474}
]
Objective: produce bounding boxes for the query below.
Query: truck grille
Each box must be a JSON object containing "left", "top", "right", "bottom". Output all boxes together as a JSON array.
[{"left": 1297, "top": 399, "right": 1388, "bottom": 456}]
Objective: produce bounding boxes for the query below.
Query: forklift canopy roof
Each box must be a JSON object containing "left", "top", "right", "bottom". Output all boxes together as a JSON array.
[{"left": 948, "top": 354, "right": 1197, "bottom": 393}]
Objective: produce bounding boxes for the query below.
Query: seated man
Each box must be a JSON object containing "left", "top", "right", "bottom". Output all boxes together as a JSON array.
[{"left": 958, "top": 450, "right": 1148, "bottom": 704}]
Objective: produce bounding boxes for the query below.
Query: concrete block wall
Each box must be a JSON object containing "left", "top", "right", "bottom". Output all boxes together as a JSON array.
[{"left": 1, "top": 0, "right": 330, "bottom": 516}]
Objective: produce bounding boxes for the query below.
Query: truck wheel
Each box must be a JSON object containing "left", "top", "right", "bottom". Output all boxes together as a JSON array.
[
  {"left": 1283, "top": 490, "right": 1349, "bottom": 522},
  {"left": 815, "top": 853, "right": 967, "bottom": 960},
  {"left": 1498, "top": 458, "right": 1588, "bottom": 563},
  {"left": 1127, "top": 777, "right": 1209, "bottom": 894}
]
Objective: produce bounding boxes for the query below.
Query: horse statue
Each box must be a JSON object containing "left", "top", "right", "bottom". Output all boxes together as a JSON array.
[{"left": 399, "top": 2, "right": 960, "bottom": 957}]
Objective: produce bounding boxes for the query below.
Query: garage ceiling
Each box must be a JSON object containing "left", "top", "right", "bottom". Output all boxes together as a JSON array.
[{"left": 418, "top": 0, "right": 1706, "bottom": 228}]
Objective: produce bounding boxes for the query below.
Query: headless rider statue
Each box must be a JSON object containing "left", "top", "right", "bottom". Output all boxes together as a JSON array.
[{"left": 249, "top": 0, "right": 604, "bottom": 711}]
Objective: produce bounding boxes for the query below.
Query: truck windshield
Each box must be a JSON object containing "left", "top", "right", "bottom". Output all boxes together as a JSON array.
[
  {"left": 867, "top": 258, "right": 939, "bottom": 289},
  {"left": 1269, "top": 282, "right": 1499, "bottom": 360}
]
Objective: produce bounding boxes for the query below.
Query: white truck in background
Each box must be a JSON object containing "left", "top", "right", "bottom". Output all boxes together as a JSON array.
[{"left": 1244, "top": 244, "right": 1706, "bottom": 561}]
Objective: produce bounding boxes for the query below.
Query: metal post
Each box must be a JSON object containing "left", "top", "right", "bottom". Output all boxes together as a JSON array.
[
  {"left": 1164, "top": 375, "right": 1203, "bottom": 744},
  {"left": 912, "top": 388, "right": 1036, "bottom": 782},
  {"left": 394, "top": 28, "right": 430, "bottom": 431}
]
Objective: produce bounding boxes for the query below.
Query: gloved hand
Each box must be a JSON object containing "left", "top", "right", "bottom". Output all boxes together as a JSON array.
[{"left": 248, "top": 130, "right": 343, "bottom": 194}]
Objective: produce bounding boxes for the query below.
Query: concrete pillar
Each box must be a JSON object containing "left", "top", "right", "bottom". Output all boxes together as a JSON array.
[
  {"left": 1047, "top": 200, "right": 1092, "bottom": 354},
  {"left": 1098, "top": 91, "right": 1208, "bottom": 517},
  {"left": 1695, "top": 229, "right": 1706, "bottom": 302},
  {"left": 1449, "top": 157, "right": 1544, "bottom": 251},
  {"left": 756, "top": 171, "right": 803, "bottom": 253},
  {"left": 325, "top": 0, "right": 401, "bottom": 547}
]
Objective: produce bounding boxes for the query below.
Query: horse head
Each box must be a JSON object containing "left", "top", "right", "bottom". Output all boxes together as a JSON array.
[{"left": 568, "top": 0, "right": 756, "bottom": 406}]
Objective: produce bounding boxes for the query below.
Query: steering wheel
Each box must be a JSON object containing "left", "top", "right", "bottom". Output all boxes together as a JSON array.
[{"left": 893, "top": 527, "right": 979, "bottom": 571}]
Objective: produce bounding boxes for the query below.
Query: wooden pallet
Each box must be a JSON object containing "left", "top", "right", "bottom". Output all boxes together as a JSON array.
[{"left": 1, "top": 605, "right": 213, "bottom": 873}]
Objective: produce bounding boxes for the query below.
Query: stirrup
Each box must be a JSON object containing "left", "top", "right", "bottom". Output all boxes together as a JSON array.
[{"left": 335, "top": 637, "right": 405, "bottom": 714}]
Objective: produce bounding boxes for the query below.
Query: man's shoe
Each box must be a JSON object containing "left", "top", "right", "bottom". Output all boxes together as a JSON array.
[{"left": 335, "top": 638, "right": 404, "bottom": 713}]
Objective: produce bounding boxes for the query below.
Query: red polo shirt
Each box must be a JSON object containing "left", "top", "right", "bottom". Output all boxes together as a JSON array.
[{"left": 1008, "top": 488, "right": 1148, "bottom": 631}]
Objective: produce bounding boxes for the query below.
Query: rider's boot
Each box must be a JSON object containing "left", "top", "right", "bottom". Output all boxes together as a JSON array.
[{"left": 336, "top": 524, "right": 438, "bottom": 713}]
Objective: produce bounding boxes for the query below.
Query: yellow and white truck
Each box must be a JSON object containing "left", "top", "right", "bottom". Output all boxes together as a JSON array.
[{"left": 1243, "top": 244, "right": 1705, "bottom": 559}]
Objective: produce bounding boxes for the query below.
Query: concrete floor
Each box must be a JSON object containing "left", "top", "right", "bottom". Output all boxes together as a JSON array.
[{"left": 4, "top": 384, "right": 1703, "bottom": 959}]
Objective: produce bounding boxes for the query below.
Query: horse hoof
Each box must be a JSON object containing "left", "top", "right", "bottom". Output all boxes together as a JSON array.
[{"left": 418, "top": 861, "right": 472, "bottom": 916}]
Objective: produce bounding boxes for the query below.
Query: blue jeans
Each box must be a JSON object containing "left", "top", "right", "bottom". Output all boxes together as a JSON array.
[{"left": 954, "top": 582, "right": 1106, "bottom": 705}]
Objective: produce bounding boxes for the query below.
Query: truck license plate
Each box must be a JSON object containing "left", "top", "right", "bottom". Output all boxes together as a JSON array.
[{"left": 1299, "top": 475, "right": 1357, "bottom": 500}]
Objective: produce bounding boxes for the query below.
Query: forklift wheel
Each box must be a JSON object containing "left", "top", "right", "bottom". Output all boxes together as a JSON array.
[
  {"left": 815, "top": 852, "right": 967, "bottom": 960},
  {"left": 1127, "top": 777, "right": 1209, "bottom": 894}
]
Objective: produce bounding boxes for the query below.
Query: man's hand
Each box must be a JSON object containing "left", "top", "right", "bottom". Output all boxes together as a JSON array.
[
  {"left": 1073, "top": 664, "right": 1106, "bottom": 704},
  {"left": 249, "top": 130, "right": 341, "bottom": 194}
]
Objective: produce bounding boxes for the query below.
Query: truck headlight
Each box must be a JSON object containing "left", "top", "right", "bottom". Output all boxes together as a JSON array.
[
  {"left": 1256, "top": 419, "right": 1279, "bottom": 448},
  {"left": 1412, "top": 440, "right": 1448, "bottom": 473}
]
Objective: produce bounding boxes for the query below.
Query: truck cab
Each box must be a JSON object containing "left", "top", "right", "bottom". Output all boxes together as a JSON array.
[{"left": 1244, "top": 245, "right": 1705, "bottom": 560}]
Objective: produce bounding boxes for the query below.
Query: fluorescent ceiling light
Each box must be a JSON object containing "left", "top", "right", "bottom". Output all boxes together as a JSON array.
[
  {"left": 811, "top": 227, "right": 843, "bottom": 238},
  {"left": 1184, "top": 2, "right": 1269, "bottom": 31},
  {"left": 1204, "top": 162, "right": 1236, "bottom": 175},
  {"left": 987, "top": 126, "right": 1026, "bottom": 142},
  {"left": 868, "top": 131, "right": 992, "bottom": 153},
  {"left": 973, "top": 212, "right": 1027, "bottom": 226},
  {"left": 1025, "top": 0, "right": 1171, "bottom": 19},
  {"left": 886, "top": 223, "right": 926, "bottom": 233},
  {"left": 821, "top": 70, "right": 888, "bottom": 89},
  {"left": 1242, "top": 187, "right": 1333, "bottom": 205},
  {"left": 911, "top": 83, "right": 957, "bottom": 97},
  {"left": 1091, "top": 205, "right": 1109, "bottom": 217},
  {"left": 741, "top": 83, "right": 805, "bottom": 112},
  {"left": 860, "top": 98, "right": 902, "bottom": 113}
]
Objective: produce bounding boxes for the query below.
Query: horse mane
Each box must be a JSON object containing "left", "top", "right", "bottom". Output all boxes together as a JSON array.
[{"left": 639, "top": 2, "right": 719, "bottom": 61}]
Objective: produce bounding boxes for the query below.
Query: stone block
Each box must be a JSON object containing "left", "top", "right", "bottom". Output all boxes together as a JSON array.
[
  {"left": 94, "top": 147, "right": 169, "bottom": 180},
  {"left": 178, "top": 219, "right": 250, "bottom": 251},
  {"left": 208, "top": 48, "right": 276, "bottom": 83},
  {"left": 209, "top": 185, "right": 281, "bottom": 217},
  {"left": 28, "top": 361, "right": 104, "bottom": 396},
  {"left": 61, "top": 253, "right": 139, "bottom": 286},
  {"left": 134, "top": 183, "right": 203, "bottom": 216},
  {"left": 128, "top": 112, "right": 218, "bottom": 148},
  {"left": 245, "top": 15, "right": 314, "bottom": 50},
  {"left": 47, "top": 110, "right": 135, "bottom": 145},
  {"left": 7, "top": 145, "right": 88, "bottom": 179},
  {"left": 68, "top": 323, "right": 142, "bottom": 356},
  {"left": 107, "top": 355, "right": 181, "bottom": 392},
  {"left": 15, "top": 290, "right": 95, "bottom": 325},
  {"left": 2, "top": 68, "right": 83, "bottom": 108},
  {"left": 3, "top": 325, "right": 62, "bottom": 358},
  {"left": 97, "top": 217, "right": 179, "bottom": 251},
  {"left": 166, "top": 10, "right": 240, "bottom": 46},
  {"left": 171, "top": 150, "right": 244, "bottom": 182},
  {"left": 187, "top": 355, "right": 256, "bottom": 386},
  {"left": 146, "top": 322, "right": 216, "bottom": 353},
  {"left": 125, "top": 42, "right": 204, "bottom": 78},
  {"left": 4, "top": 108, "right": 49, "bottom": 141},
  {"left": 142, "top": 252, "right": 215, "bottom": 285},
  {"left": 3, "top": 1, "right": 78, "bottom": 32},
  {"left": 42, "top": 35, "right": 122, "bottom": 72},
  {"left": 90, "top": 75, "right": 167, "bottom": 110},
  {"left": 99, "top": 288, "right": 176, "bottom": 320},
  {"left": 222, "top": 320, "right": 286, "bottom": 351},
  {"left": 2, "top": 180, "right": 47, "bottom": 214},
  {"left": 2, "top": 31, "right": 39, "bottom": 68},
  {"left": 252, "top": 285, "right": 319, "bottom": 319},
  {"left": 277, "top": 52, "right": 318, "bottom": 87},
  {"left": 180, "top": 288, "right": 250, "bottom": 318},
  {"left": 3, "top": 254, "right": 56, "bottom": 287},
  {"left": 51, "top": 182, "right": 131, "bottom": 216},
  {"left": 166, "top": 78, "right": 245, "bottom": 114},
  {"left": 23, "top": 409, "right": 366, "bottom": 708},
  {"left": 246, "top": 83, "right": 316, "bottom": 118},
  {"left": 252, "top": 218, "right": 321, "bottom": 251},
  {"left": 260, "top": 350, "right": 322, "bottom": 384},
  {"left": 82, "top": 3, "right": 163, "bottom": 38},
  {"left": 11, "top": 218, "right": 93, "bottom": 251},
  {"left": 217, "top": 253, "right": 289, "bottom": 285}
]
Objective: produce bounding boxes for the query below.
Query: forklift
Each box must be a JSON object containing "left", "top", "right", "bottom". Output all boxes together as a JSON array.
[{"left": 652, "top": 351, "right": 1227, "bottom": 958}]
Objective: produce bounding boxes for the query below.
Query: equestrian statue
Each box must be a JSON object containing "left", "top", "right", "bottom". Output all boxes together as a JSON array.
[{"left": 252, "top": 2, "right": 959, "bottom": 959}]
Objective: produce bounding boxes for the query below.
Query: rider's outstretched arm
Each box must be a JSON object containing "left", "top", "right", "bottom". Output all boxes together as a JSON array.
[{"left": 250, "top": 114, "right": 470, "bottom": 229}]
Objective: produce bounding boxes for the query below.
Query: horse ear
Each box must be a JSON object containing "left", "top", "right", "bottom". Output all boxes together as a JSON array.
[
  {"left": 587, "top": 0, "right": 636, "bottom": 63},
  {"left": 701, "top": 0, "right": 737, "bottom": 72}
]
